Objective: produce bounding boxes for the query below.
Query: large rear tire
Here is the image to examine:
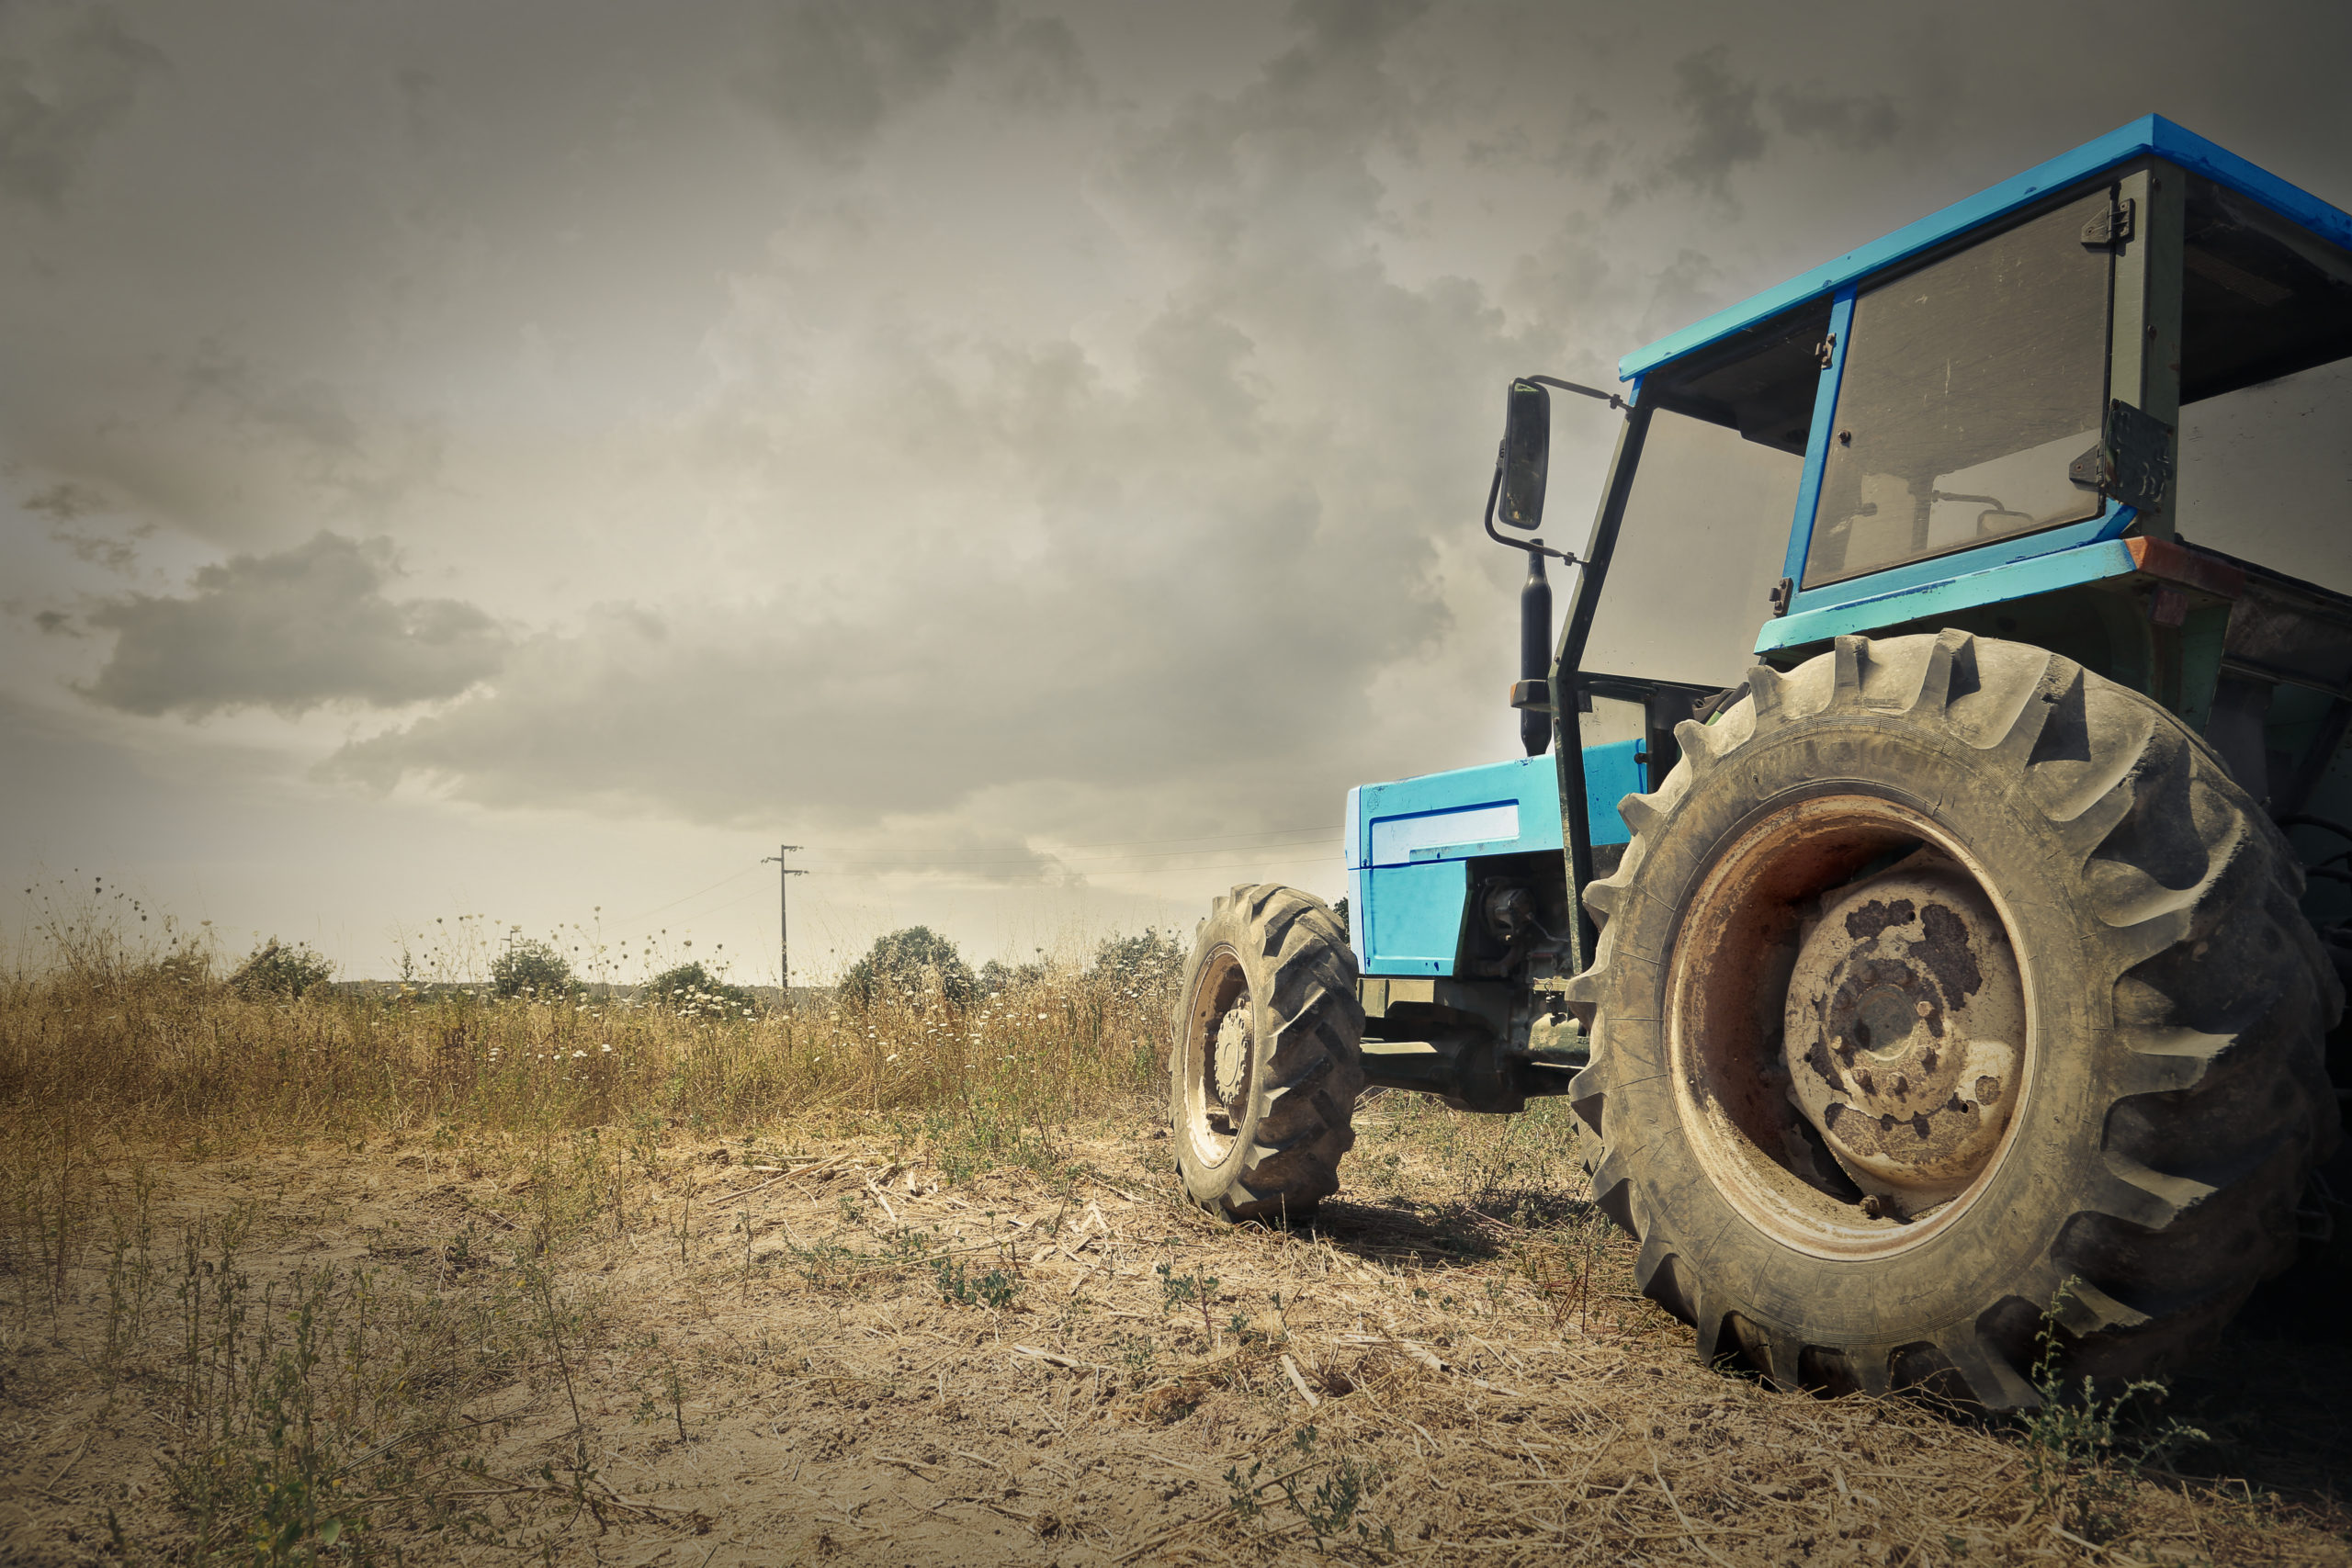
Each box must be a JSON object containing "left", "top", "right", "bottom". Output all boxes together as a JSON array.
[
  {"left": 1170, "top": 884, "right": 1365, "bottom": 1222},
  {"left": 1570, "top": 630, "right": 2340, "bottom": 1408}
]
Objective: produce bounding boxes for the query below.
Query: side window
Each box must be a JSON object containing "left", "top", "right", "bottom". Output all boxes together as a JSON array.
[
  {"left": 2173, "top": 180, "right": 2352, "bottom": 592},
  {"left": 1804, "top": 190, "right": 2115, "bottom": 588},
  {"left": 1583, "top": 408, "right": 1801, "bottom": 688}
]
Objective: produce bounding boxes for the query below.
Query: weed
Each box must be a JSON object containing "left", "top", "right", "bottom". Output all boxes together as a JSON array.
[
  {"left": 932, "top": 1257, "right": 1021, "bottom": 1310},
  {"left": 1223, "top": 1436, "right": 1393, "bottom": 1552},
  {"left": 1155, "top": 1259, "right": 1219, "bottom": 1339},
  {"left": 1114, "top": 1332, "right": 1157, "bottom": 1391},
  {"left": 1224, "top": 1458, "right": 1265, "bottom": 1520},
  {"left": 2018, "top": 1280, "right": 2208, "bottom": 1542}
]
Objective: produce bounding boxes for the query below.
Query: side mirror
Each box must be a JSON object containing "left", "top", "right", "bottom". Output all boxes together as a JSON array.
[{"left": 1498, "top": 378, "right": 1550, "bottom": 529}]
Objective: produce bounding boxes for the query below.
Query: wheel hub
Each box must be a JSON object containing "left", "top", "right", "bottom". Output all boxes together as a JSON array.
[
  {"left": 1212, "top": 999, "right": 1253, "bottom": 1106},
  {"left": 1782, "top": 859, "right": 2024, "bottom": 1213}
]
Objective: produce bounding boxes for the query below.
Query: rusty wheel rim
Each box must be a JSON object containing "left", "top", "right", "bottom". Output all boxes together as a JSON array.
[
  {"left": 1664, "top": 794, "right": 2033, "bottom": 1260},
  {"left": 1178, "top": 944, "right": 1253, "bottom": 1170}
]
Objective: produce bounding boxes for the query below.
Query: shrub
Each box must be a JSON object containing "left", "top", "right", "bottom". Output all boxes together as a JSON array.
[
  {"left": 492, "top": 938, "right": 577, "bottom": 999},
  {"left": 978, "top": 956, "right": 1046, "bottom": 996},
  {"left": 1090, "top": 928, "right": 1186, "bottom": 993},
  {"left": 841, "top": 927, "right": 977, "bottom": 1009},
  {"left": 641, "top": 961, "right": 755, "bottom": 1018},
  {"left": 229, "top": 939, "right": 335, "bottom": 1000}
]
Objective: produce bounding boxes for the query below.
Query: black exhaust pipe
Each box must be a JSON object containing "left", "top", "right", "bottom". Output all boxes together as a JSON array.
[{"left": 1519, "top": 547, "right": 1552, "bottom": 757}]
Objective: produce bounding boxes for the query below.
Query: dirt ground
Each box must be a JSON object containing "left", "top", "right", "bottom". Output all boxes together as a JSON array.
[{"left": 4, "top": 1099, "right": 2350, "bottom": 1566}]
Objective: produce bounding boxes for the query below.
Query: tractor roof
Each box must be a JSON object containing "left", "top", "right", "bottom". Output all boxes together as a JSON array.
[{"left": 1619, "top": 115, "right": 2352, "bottom": 386}]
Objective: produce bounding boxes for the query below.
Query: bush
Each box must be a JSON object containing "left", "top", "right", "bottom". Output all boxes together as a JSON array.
[
  {"left": 978, "top": 957, "right": 1046, "bottom": 996},
  {"left": 491, "top": 939, "right": 576, "bottom": 999},
  {"left": 229, "top": 939, "right": 334, "bottom": 1000},
  {"left": 841, "top": 927, "right": 977, "bottom": 1009},
  {"left": 1089, "top": 928, "right": 1186, "bottom": 1002},
  {"left": 641, "top": 961, "right": 755, "bottom": 1018}
]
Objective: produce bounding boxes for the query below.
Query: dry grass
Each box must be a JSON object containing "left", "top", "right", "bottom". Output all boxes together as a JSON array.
[
  {"left": 3, "top": 910, "right": 2351, "bottom": 1564},
  {"left": 0, "top": 907, "right": 1168, "bottom": 1159}
]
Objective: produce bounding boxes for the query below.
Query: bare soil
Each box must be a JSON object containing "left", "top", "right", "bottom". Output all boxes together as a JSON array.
[{"left": 3, "top": 1100, "right": 2349, "bottom": 1565}]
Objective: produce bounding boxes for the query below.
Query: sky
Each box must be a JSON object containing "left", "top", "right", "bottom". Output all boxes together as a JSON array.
[{"left": 5, "top": 0, "right": 2348, "bottom": 984}]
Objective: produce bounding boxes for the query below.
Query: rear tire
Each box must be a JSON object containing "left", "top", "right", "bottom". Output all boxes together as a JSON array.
[
  {"left": 1170, "top": 884, "right": 1365, "bottom": 1222},
  {"left": 1570, "top": 631, "right": 2340, "bottom": 1408}
]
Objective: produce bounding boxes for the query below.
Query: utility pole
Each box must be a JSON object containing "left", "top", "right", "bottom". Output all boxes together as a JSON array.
[{"left": 761, "top": 845, "right": 808, "bottom": 1002}]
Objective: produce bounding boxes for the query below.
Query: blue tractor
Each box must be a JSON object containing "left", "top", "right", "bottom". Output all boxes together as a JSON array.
[{"left": 1170, "top": 117, "right": 2352, "bottom": 1407}]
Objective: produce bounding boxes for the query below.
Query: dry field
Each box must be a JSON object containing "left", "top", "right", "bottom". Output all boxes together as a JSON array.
[{"left": 3, "top": 926, "right": 2351, "bottom": 1565}]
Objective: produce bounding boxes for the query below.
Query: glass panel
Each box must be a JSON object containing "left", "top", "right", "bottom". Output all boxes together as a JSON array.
[
  {"left": 2180, "top": 175, "right": 2352, "bottom": 403},
  {"left": 1579, "top": 693, "right": 1648, "bottom": 747},
  {"left": 1804, "top": 190, "right": 2115, "bottom": 588},
  {"left": 2177, "top": 356, "right": 2352, "bottom": 594},
  {"left": 1584, "top": 407, "right": 1802, "bottom": 689}
]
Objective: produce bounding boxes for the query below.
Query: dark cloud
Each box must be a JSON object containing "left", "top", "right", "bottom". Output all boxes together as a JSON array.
[
  {"left": 1656, "top": 44, "right": 1767, "bottom": 202},
  {"left": 79, "top": 532, "right": 507, "bottom": 718},
  {"left": 325, "top": 4, "right": 1546, "bottom": 845},
  {"left": 1773, "top": 83, "right": 1904, "bottom": 152},
  {"left": 0, "top": 1, "right": 162, "bottom": 209},
  {"left": 1638, "top": 247, "right": 1726, "bottom": 345},
  {"left": 51, "top": 525, "right": 142, "bottom": 575},
  {"left": 985, "top": 17, "right": 1094, "bottom": 111},
  {"left": 735, "top": 0, "right": 1091, "bottom": 163},
  {"left": 22, "top": 480, "right": 107, "bottom": 522}
]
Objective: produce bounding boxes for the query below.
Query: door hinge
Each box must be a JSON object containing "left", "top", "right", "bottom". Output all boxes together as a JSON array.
[
  {"left": 1767, "top": 576, "right": 1794, "bottom": 617},
  {"left": 2067, "top": 399, "right": 2175, "bottom": 513},
  {"left": 2081, "top": 196, "right": 2135, "bottom": 248}
]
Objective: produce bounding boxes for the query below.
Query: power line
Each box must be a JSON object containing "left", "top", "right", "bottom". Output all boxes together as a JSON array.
[
  {"left": 603, "top": 864, "right": 762, "bottom": 925},
  {"left": 587, "top": 826, "right": 1350, "bottom": 942},
  {"left": 824, "top": 850, "right": 1346, "bottom": 875},
  {"left": 822, "top": 836, "right": 1341, "bottom": 870},
  {"left": 1056, "top": 823, "right": 1341, "bottom": 850}
]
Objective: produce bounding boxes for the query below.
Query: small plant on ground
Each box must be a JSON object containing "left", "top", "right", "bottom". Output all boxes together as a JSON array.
[
  {"left": 1114, "top": 1332, "right": 1157, "bottom": 1391},
  {"left": 933, "top": 1257, "right": 1020, "bottom": 1309},
  {"left": 1156, "top": 1259, "right": 1219, "bottom": 1339},
  {"left": 2018, "top": 1280, "right": 2207, "bottom": 1542},
  {"left": 1223, "top": 1429, "right": 1393, "bottom": 1551}
]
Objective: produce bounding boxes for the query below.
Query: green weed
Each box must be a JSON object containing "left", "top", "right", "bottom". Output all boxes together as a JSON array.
[{"left": 2018, "top": 1280, "right": 2208, "bottom": 1542}]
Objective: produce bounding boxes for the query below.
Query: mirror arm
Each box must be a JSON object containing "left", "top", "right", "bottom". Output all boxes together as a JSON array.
[
  {"left": 1523, "top": 374, "right": 1629, "bottom": 412},
  {"left": 1482, "top": 445, "right": 1579, "bottom": 562}
]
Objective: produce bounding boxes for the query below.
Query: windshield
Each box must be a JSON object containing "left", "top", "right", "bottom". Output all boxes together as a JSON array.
[
  {"left": 1804, "top": 189, "right": 2116, "bottom": 588},
  {"left": 1583, "top": 407, "right": 1802, "bottom": 689}
]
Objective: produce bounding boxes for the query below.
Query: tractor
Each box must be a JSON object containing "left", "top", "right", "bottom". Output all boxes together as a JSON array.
[{"left": 1170, "top": 116, "right": 2352, "bottom": 1408}]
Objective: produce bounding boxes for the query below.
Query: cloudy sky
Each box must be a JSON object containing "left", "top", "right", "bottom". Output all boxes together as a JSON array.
[{"left": 5, "top": 0, "right": 2347, "bottom": 983}]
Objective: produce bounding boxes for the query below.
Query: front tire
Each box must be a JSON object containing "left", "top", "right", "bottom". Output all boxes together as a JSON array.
[
  {"left": 1170, "top": 884, "right": 1364, "bottom": 1222},
  {"left": 1571, "top": 630, "right": 2339, "bottom": 1408}
]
